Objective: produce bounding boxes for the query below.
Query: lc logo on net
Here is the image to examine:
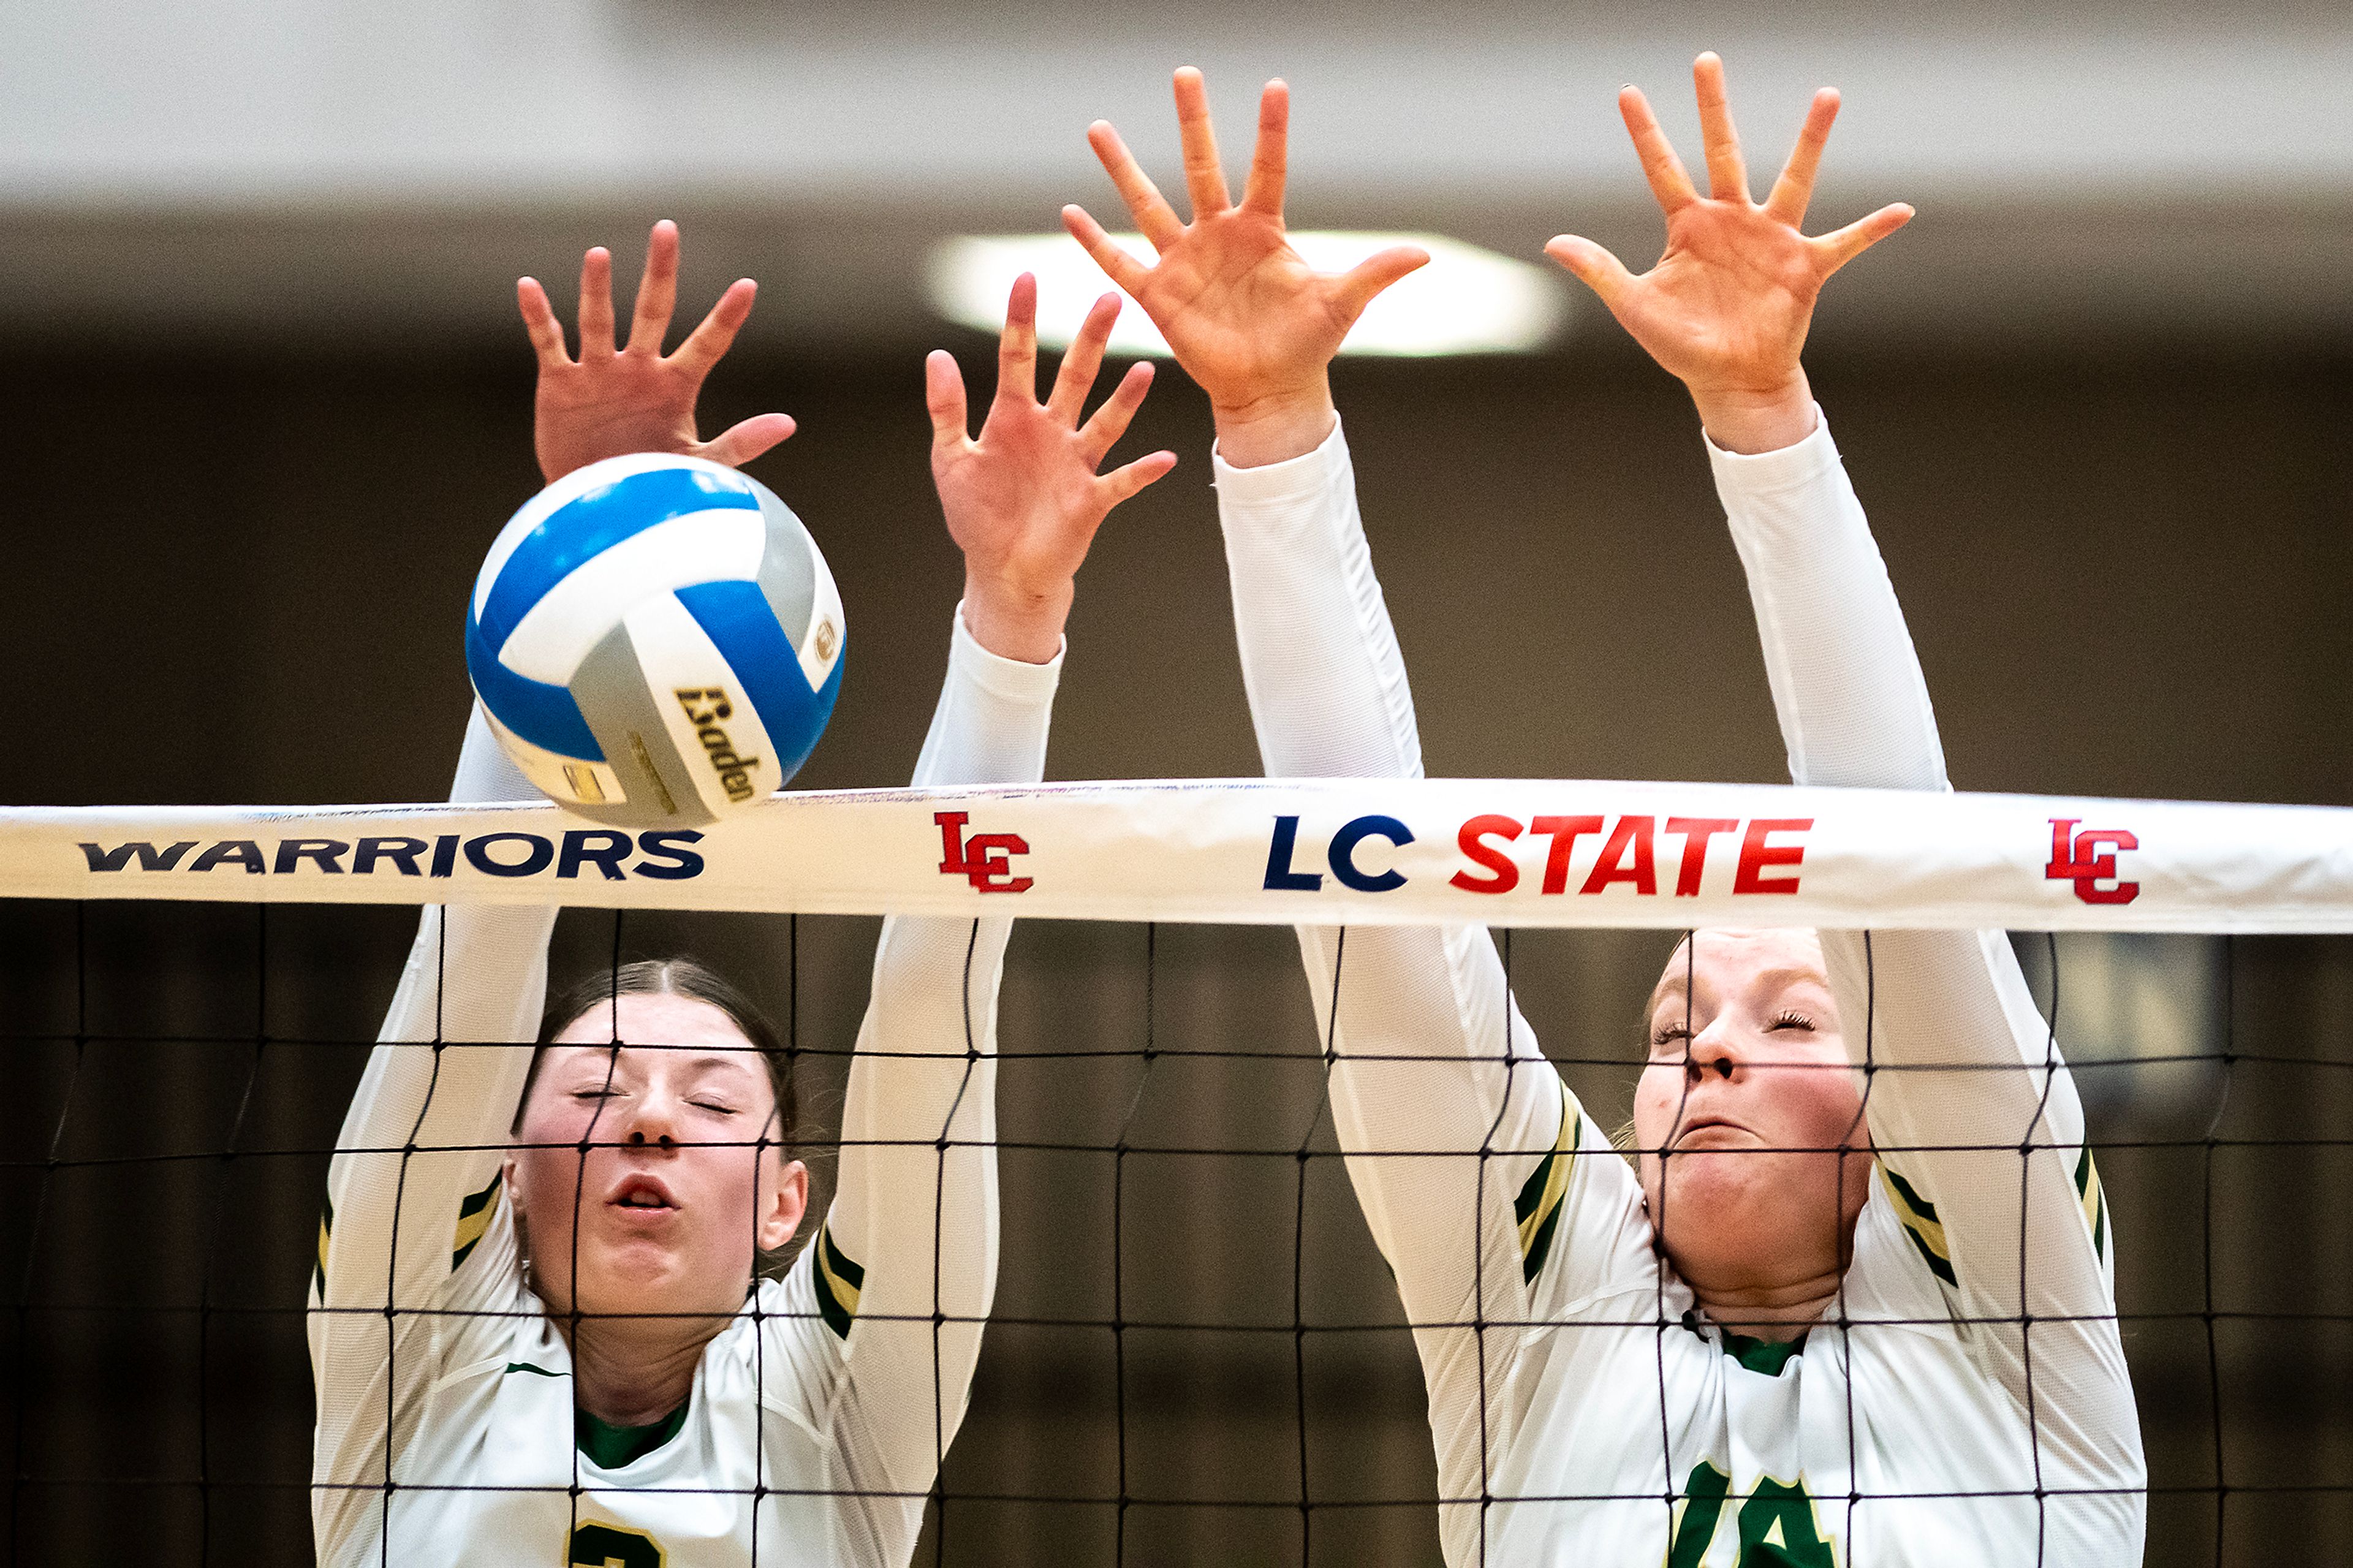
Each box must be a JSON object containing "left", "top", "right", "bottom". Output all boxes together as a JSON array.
[
  {"left": 2045, "top": 817, "right": 2140, "bottom": 905},
  {"left": 936, "top": 811, "right": 1033, "bottom": 894}
]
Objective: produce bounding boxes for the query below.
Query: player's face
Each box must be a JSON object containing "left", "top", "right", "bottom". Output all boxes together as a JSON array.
[
  {"left": 1634, "top": 930, "right": 1873, "bottom": 1301},
  {"left": 509, "top": 994, "right": 808, "bottom": 1328}
]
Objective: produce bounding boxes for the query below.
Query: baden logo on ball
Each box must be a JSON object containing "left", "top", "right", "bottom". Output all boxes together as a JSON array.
[{"left": 465, "top": 453, "right": 844, "bottom": 827}]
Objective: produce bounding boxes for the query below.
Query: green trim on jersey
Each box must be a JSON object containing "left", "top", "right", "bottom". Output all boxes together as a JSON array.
[
  {"left": 2074, "top": 1146, "right": 2109, "bottom": 1262},
  {"left": 503, "top": 1361, "right": 561, "bottom": 1379},
  {"left": 314, "top": 1194, "right": 335, "bottom": 1298},
  {"left": 1512, "top": 1078, "right": 1580, "bottom": 1284},
  {"left": 575, "top": 1403, "right": 689, "bottom": 1470},
  {"left": 452, "top": 1170, "right": 502, "bottom": 1270},
  {"left": 815, "top": 1223, "right": 865, "bottom": 1340},
  {"left": 1877, "top": 1162, "right": 1957, "bottom": 1286},
  {"left": 1719, "top": 1329, "right": 1807, "bottom": 1377}
]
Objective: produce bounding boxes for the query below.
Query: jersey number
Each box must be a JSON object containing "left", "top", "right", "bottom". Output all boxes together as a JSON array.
[
  {"left": 570, "top": 1523, "right": 666, "bottom": 1567},
  {"left": 1668, "top": 1461, "right": 1835, "bottom": 1567}
]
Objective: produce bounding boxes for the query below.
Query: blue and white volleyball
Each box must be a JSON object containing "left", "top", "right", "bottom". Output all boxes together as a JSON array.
[{"left": 465, "top": 453, "right": 844, "bottom": 827}]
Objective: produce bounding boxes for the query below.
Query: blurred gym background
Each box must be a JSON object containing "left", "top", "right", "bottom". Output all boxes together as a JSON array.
[{"left": 2, "top": 1, "right": 2349, "bottom": 1562}]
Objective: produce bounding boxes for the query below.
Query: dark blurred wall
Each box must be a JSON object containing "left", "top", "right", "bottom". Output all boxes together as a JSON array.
[{"left": 2, "top": 338, "right": 2347, "bottom": 1565}]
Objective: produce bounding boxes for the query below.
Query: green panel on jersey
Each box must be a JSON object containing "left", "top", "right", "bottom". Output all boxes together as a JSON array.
[
  {"left": 816, "top": 1223, "right": 866, "bottom": 1340},
  {"left": 569, "top": 1520, "right": 667, "bottom": 1566},
  {"left": 575, "top": 1403, "right": 689, "bottom": 1470},
  {"left": 1719, "top": 1329, "right": 1806, "bottom": 1378},
  {"left": 452, "top": 1170, "right": 502, "bottom": 1270},
  {"left": 1512, "top": 1080, "right": 1580, "bottom": 1284},
  {"left": 1878, "top": 1162, "right": 1957, "bottom": 1286}
]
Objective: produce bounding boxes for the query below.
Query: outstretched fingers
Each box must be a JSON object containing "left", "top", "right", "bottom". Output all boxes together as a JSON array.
[
  {"left": 577, "top": 246, "right": 616, "bottom": 360},
  {"left": 1171, "top": 67, "right": 1233, "bottom": 219},
  {"left": 1814, "top": 201, "right": 1915, "bottom": 275},
  {"left": 1077, "top": 360, "right": 1156, "bottom": 468},
  {"left": 1098, "top": 445, "right": 1179, "bottom": 507},
  {"left": 1619, "top": 86, "right": 1699, "bottom": 216},
  {"left": 997, "top": 272, "right": 1040, "bottom": 406},
  {"left": 1333, "top": 244, "right": 1430, "bottom": 326},
  {"left": 670, "top": 278, "right": 760, "bottom": 378},
  {"left": 1542, "top": 235, "right": 1636, "bottom": 310},
  {"left": 700, "top": 414, "right": 797, "bottom": 470},
  {"left": 1764, "top": 89, "right": 1841, "bottom": 227},
  {"left": 626, "top": 220, "right": 681, "bottom": 354},
  {"left": 1061, "top": 205, "right": 1151, "bottom": 295},
  {"left": 1086, "top": 121, "right": 1186, "bottom": 250},
  {"left": 1691, "top": 53, "right": 1751, "bottom": 204},
  {"left": 516, "top": 277, "right": 572, "bottom": 367},
  {"left": 1048, "top": 293, "right": 1122, "bottom": 425},
  {"left": 1240, "top": 79, "right": 1290, "bottom": 218},
  {"left": 924, "top": 349, "right": 970, "bottom": 451}
]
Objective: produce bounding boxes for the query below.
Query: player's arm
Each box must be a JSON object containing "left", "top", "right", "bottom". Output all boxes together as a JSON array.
[
  {"left": 313, "top": 227, "right": 793, "bottom": 1540},
  {"left": 1069, "top": 79, "right": 1649, "bottom": 1559},
  {"left": 793, "top": 281, "right": 1171, "bottom": 1525},
  {"left": 1556, "top": 56, "right": 2129, "bottom": 1429},
  {"left": 308, "top": 708, "right": 557, "bottom": 1539}
]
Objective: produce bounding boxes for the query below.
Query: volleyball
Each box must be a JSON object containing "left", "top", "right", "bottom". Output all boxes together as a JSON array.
[{"left": 464, "top": 453, "right": 844, "bottom": 827}]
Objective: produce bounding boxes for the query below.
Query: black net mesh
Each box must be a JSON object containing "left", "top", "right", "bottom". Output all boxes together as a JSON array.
[{"left": 4, "top": 898, "right": 2349, "bottom": 1565}]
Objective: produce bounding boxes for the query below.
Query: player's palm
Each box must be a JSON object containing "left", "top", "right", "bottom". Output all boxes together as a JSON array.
[
  {"left": 935, "top": 398, "right": 1119, "bottom": 586},
  {"left": 518, "top": 221, "right": 794, "bottom": 486},
  {"left": 1124, "top": 215, "right": 1352, "bottom": 407},
  {"left": 927, "top": 274, "right": 1176, "bottom": 627},
  {"left": 534, "top": 355, "right": 714, "bottom": 482},
  {"left": 1546, "top": 56, "right": 1912, "bottom": 409},
  {"left": 1601, "top": 202, "right": 1828, "bottom": 397},
  {"left": 1064, "top": 71, "right": 1425, "bottom": 415}
]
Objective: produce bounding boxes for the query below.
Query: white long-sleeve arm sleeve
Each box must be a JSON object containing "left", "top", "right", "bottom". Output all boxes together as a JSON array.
[
  {"left": 1713, "top": 414, "right": 2137, "bottom": 1464},
  {"left": 797, "top": 605, "right": 1054, "bottom": 1526},
  {"left": 1216, "top": 426, "right": 1653, "bottom": 1568},
  {"left": 310, "top": 705, "right": 559, "bottom": 1529}
]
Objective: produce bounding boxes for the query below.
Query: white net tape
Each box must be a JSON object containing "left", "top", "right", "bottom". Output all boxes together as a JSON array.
[{"left": 7, "top": 776, "right": 2352, "bottom": 930}]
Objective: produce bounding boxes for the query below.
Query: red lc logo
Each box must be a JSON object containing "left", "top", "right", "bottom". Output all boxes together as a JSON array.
[
  {"left": 936, "top": 811, "right": 1033, "bottom": 894},
  {"left": 2046, "top": 818, "right": 2139, "bottom": 905}
]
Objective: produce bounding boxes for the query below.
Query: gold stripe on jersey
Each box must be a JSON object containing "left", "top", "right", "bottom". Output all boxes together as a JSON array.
[
  {"left": 1512, "top": 1077, "right": 1580, "bottom": 1285},
  {"left": 452, "top": 1171, "right": 502, "bottom": 1271},
  {"left": 313, "top": 1195, "right": 335, "bottom": 1299},
  {"left": 1878, "top": 1163, "right": 1957, "bottom": 1287},
  {"left": 814, "top": 1224, "right": 866, "bottom": 1340},
  {"left": 2074, "top": 1146, "right": 2109, "bottom": 1262}
]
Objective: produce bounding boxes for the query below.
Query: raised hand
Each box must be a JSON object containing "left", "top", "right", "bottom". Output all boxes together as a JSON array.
[
  {"left": 1063, "top": 69, "right": 1427, "bottom": 467},
  {"left": 926, "top": 274, "right": 1177, "bottom": 664},
  {"left": 1545, "top": 53, "right": 1913, "bottom": 453},
  {"left": 517, "top": 220, "right": 795, "bottom": 485}
]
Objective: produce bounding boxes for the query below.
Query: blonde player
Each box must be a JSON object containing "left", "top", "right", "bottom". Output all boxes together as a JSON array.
[
  {"left": 308, "top": 225, "right": 1175, "bottom": 1566},
  {"left": 1067, "top": 62, "right": 2144, "bottom": 1566}
]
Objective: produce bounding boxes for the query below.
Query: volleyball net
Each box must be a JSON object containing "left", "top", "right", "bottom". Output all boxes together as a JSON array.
[
  {"left": 12, "top": 775, "right": 2353, "bottom": 930},
  {"left": 4, "top": 776, "right": 2350, "bottom": 1566}
]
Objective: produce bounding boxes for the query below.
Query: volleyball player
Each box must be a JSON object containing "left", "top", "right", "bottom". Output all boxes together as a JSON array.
[
  {"left": 1067, "top": 61, "right": 2144, "bottom": 1564},
  {"left": 308, "top": 224, "right": 1175, "bottom": 1566}
]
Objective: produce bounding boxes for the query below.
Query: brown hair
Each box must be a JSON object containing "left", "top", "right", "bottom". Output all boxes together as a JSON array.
[{"left": 521, "top": 957, "right": 800, "bottom": 1152}]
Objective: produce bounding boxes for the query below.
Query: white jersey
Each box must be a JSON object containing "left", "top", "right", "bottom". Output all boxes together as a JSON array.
[
  {"left": 309, "top": 610, "right": 1058, "bottom": 1567},
  {"left": 1212, "top": 418, "right": 2144, "bottom": 1567}
]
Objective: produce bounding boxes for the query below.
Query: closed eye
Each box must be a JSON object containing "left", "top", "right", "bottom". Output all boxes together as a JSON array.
[
  {"left": 691, "top": 1101, "right": 738, "bottom": 1116},
  {"left": 1768, "top": 1010, "right": 1816, "bottom": 1032},
  {"left": 1650, "top": 1025, "right": 1692, "bottom": 1051}
]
